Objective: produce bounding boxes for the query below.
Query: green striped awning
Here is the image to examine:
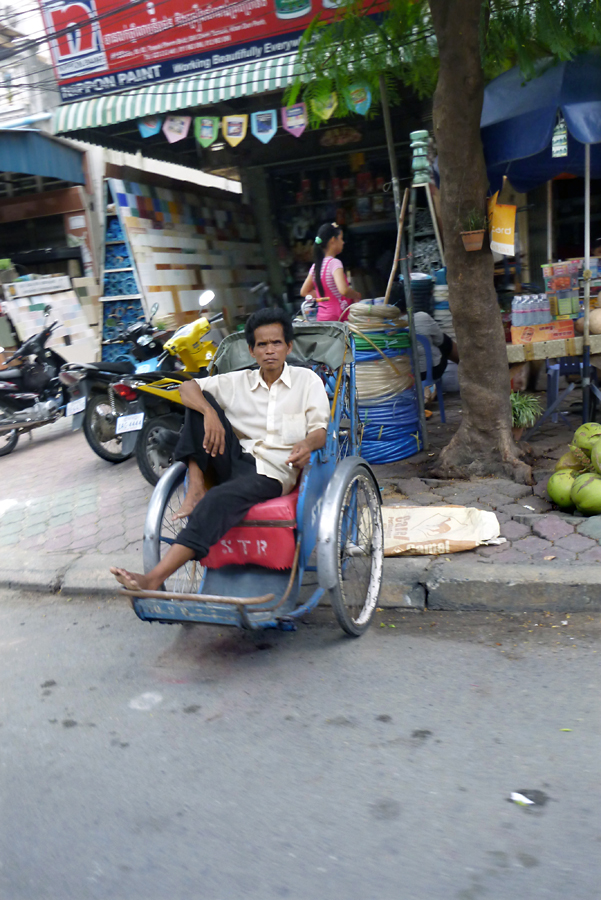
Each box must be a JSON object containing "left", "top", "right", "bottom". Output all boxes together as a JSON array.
[{"left": 53, "top": 53, "right": 300, "bottom": 134}]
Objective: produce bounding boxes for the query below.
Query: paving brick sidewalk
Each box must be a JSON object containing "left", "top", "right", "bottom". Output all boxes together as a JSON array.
[
  {"left": 371, "top": 392, "right": 601, "bottom": 570},
  {"left": 0, "top": 418, "right": 152, "bottom": 561},
  {"left": 1, "top": 393, "right": 600, "bottom": 609}
]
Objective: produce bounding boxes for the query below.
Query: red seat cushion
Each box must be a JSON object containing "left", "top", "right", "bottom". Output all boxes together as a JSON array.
[
  {"left": 242, "top": 488, "right": 299, "bottom": 524},
  {"left": 201, "top": 488, "right": 299, "bottom": 570}
]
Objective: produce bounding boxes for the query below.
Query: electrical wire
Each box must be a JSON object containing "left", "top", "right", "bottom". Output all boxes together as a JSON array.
[
  {"left": 0, "top": 0, "right": 543, "bottom": 93},
  {"left": 0, "top": 13, "right": 440, "bottom": 94}
]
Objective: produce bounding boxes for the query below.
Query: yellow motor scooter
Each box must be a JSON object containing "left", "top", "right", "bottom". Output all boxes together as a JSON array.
[{"left": 113, "top": 291, "right": 224, "bottom": 485}]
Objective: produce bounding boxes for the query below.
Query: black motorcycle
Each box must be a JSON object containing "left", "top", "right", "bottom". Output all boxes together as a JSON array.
[
  {"left": 59, "top": 304, "right": 173, "bottom": 464},
  {"left": 0, "top": 308, "right": 85, "bottom": 457}
]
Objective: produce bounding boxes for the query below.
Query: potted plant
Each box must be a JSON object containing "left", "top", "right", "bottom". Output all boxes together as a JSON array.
[
  {"left": 460, "top": 209, "right": 487, "bottom": 251},
  {"left": 510, "top": 391, "right": 543, "bottom": 441}
]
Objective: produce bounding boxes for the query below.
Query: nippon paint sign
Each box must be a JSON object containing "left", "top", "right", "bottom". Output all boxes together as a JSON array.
[{"left": 39, "top": 0, "right": 385, "bottom": 102}]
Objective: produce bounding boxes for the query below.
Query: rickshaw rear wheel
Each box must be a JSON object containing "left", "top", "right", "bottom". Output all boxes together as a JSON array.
[
  {"left": 317, "top": 458, "right": 384, "bottom": 637},
  {"left": 143, "top": 462, "right": 205, "bottom": 597}
]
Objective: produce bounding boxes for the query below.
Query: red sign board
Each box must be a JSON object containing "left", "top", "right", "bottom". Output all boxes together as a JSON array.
[{"left": 39, "top": 0, "right": 380, "bottom": 102}]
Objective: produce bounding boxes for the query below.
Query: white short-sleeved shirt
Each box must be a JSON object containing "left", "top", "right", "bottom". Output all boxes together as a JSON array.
[
  {"left": 196, "top": 362, "right": 330, "bottom": 494},
  {"left": 415, "top": 312, "right": 445, "bottom": 370}
]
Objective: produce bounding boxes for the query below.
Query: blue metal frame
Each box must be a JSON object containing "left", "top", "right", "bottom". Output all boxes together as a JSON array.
[{"left": 132, "top": 334, "right": 361, "bottom": 630}]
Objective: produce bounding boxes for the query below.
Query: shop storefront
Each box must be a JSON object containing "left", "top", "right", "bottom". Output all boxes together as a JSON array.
[
  {"left": 0, "top": 130, "right": 94, "bottom": 279},
  {"left": 482, "top": 50, "right": 601, "bottom": 424},
  {"left": 52, "top": 58, "right": 428, "bottom": 309}
]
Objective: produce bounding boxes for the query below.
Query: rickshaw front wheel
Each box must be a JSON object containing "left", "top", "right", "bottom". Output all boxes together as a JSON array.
[
  {"left": 317, "top": 458, "right": 384, "bottom": 637},
  {"left": 143, "top": 461, "right": 205, "bottom": 598}
]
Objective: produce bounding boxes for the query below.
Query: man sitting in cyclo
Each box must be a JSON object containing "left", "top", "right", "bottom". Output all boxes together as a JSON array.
[{"left": 111, "top": 308, "right": 330, "bottom": 592}]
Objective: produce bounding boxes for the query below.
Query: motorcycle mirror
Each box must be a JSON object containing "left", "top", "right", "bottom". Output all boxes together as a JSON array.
[
  {"left": 150, "top": 302, "right": 159, "bottom": 320},
  {"left": 44, "top": 305, "right": 52, "bottom": 316},
  {"left": 198, "top": 290, "right": 215, "bottom": 308}
]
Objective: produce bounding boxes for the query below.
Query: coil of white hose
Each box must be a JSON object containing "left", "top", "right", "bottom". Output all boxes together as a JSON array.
[
  {"left": 348, "top": 303, "right": 407, "bottom": 333},
  {"left": 355, "top": 355, "right": 413, "bottom": 401}
]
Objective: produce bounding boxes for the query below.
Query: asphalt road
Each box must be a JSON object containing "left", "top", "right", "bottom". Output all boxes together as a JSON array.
[{"left": 0, "top": 593, "right": 599, "bottom": 900}]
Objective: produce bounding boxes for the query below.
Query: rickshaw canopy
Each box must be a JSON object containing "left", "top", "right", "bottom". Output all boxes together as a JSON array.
[{"left": 210, "top": 322, "right": 350, "bottom": 375}]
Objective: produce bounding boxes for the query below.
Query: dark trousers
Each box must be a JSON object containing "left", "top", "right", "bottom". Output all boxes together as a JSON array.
[
  {"left": 173, "top": 392, "right": 282, "bottom": 559},
  {"left": 420, "top": 333, "right": 453, "bottom": 382}
]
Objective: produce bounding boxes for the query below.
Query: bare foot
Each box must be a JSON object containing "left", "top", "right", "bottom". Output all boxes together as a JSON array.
[
  {"left": 172, "top": 487, "right": 206, "bottom": 522},
  {"left": 110, "top": 567, "right": 151, "bottom": 591}
]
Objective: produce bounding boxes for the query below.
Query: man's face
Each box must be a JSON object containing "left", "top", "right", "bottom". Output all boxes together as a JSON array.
[{"left": 249, "top": 323, "right": 292, "bottom": 372}]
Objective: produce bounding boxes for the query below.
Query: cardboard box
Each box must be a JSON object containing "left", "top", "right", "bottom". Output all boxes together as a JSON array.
[
  {"left": 511, "top": 320, "right": 575, "bottom": 345},
  {"left": 545, "top": 275, "right": 573, "bottom": 291}
]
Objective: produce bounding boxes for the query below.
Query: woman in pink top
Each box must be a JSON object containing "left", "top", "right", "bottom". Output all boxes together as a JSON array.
[{"left": 300, "top": 222, "right": 362, "bottom": 321}]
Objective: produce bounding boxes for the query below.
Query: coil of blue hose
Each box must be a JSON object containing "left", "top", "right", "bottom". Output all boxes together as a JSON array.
[
  {"left": 359, "top": 389, "right": 419, "bottom": 415},
  {"left": 360, "top": 433, "right": 422, "bottom": 463},
  {"left": 358, "top": 388, "right": 421, "bottom": 464},
  {"left": 356, "top": 347, "right": 409, "bottom": 362}
]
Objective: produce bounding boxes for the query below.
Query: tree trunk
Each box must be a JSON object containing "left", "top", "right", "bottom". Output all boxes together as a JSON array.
[{"left": 428, "top": 0, "right": 532, "bottom": 484}]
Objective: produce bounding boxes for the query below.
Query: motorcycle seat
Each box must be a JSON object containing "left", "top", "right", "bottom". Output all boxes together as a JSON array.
[
  {"left": 90, "top": 361, "right": 135, "bottom": 375},
  {"left": 0, "top": 368, "right": 22, "bottom": 381}
]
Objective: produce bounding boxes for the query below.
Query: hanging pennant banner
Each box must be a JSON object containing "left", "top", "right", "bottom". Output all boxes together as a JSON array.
[
  {"left": 222, "top": 115, "right": 248, "bottom": 147},
  {"left": 162, "top": 116, "right": 191, "bottom": 143},
  {"left": 311, "top": 93, "right": 338, "bottom": 121},
  {"left": 281, "top": 103, "right": 308, "bottom": 138},
  {"left": 251, "top": 110, "right": 278, "bottom": 145},
  {"left": 194, "top": 116, "right": 220, "bottom": 148},
  {"left": 346, "top": 84, "right": 372, "bottom": 116},
  {"left": 138, "top": 117, "right": 163, "bottom": 138}
]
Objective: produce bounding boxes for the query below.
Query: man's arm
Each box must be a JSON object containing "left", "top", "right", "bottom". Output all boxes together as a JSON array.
[
  {"left": 179, "top": 379, "right": 226, "bottom": 457},
  {"left": 286, "top": 428, "right": 327, "bottom": 470}
]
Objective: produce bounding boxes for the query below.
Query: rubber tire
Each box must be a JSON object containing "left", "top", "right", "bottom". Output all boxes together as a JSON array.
[
  {"left": 320, "top": 460, "right": 384, "bottom": 637},
  {"left": 83, "top": 392, "right": 134, "bottom": 463},
  {"left": 0, "top": 420, "right": 18, "bottom": 456},
  {"left": 136, "top": 413, "right": 183, "bottom": 487},
  {"left": 143, "top": 462, "right": 204, "bottom": 596}
]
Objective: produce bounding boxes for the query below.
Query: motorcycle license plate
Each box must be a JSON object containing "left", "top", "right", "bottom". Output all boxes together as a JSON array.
[
  {"left": 116, "top": 412, "right": 145, "bottom": 434},
  {"left": 66, "top": 396, "right": 86, "bottom": 417}
]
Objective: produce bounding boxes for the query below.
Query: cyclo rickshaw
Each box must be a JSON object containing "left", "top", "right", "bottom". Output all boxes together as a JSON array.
[{"left": 120, "top": 322, "right": 384, "bottom": 637}]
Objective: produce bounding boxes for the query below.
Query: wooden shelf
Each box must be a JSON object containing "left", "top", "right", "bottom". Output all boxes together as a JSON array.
[
  {"left": 280, "top": 194, "right": 382, "bottom": 210},
  {"left": 347, "top": 220, "right": 397, "bottom": 234}
]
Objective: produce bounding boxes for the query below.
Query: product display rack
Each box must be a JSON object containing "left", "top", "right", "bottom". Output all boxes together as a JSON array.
[
  {"left": 271, "top": 153, "right": 398, "bottom": 299},
  {"left": 99, "top": 182, "right": 146, "bottom": 363},
  {"left": 407, "top": 184, "right": 445, "bottom": 275}
]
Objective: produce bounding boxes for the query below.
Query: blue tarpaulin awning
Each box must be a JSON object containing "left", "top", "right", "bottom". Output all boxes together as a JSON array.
[
  {"left": 481, "top": 49, "right": 601, "bottom": 423},
  {"left": 0, "top": 129, "right": 85, "bottom": 184},
  {"left": 481, "top": 50, "right": 601, "bottom": 193}
]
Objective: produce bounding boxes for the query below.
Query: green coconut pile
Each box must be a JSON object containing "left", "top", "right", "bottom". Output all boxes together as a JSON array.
[{"left": 547, "top": 423, "right": 601, "bottom": 515}]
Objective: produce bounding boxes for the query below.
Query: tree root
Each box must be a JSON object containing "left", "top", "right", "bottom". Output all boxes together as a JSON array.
[{"left": 433, "top": 427, "right": 534, "bottom": 485}]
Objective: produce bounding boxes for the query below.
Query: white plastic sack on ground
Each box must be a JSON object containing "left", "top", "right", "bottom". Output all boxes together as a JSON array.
[{"left": 381, "top": 505, "right": 503, "bottom": 556}]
